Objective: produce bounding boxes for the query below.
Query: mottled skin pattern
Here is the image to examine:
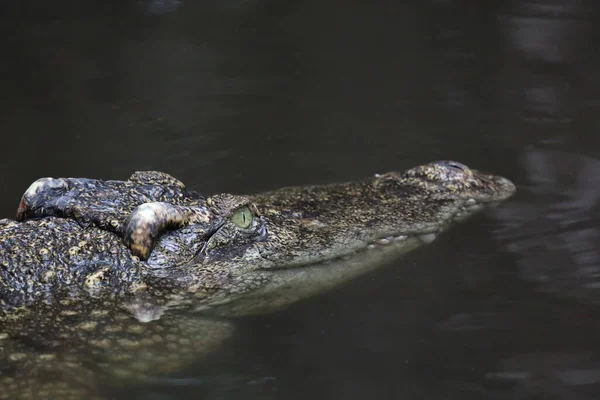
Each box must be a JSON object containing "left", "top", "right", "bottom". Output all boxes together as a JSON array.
[
  {"left": 17, "top": 171, "right": 213, "bottom": 260},
  {"left": 16, "top": 171, "right": 202, "bottom": 232},
  {"left": 0, "top": 161, "right": 515, "bottom": 399}
]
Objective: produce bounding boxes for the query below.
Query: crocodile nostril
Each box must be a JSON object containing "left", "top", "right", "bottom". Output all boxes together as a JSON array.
[
  {"left": 444, "top": 161, "right": 466, "bottom": 171},
  {"left": 433, "top": 160, "right": 469, "bottom": 172}
]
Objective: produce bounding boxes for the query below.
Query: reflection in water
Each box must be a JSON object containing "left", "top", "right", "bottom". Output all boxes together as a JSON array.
[
  {"left": 494, "top": 0, "right": 600, "bottom": 303},
  {"left": 487, "top": 352, "right": 600, "bottom": 400},
  {"left": 496, "top": 149, "right": 600, "bottom": 302},
  {"left": 487, "top": 4, "right": 600, "bottom": 388},
  {"left": 484, "top": 3, "right": 600, "bottom": 398},
  {"left": 497, "top": 1, "right": 591, "bottom": 130},
  {"left": 484, "top": 148, "right": 600, "bottom": 398}
]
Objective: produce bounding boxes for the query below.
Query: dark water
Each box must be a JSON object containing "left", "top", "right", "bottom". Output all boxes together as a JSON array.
[{"left": 2, "top": 0, "right": 600, "bottom": 399}]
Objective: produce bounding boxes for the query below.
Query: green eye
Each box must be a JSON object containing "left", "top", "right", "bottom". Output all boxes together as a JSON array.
[{"left": 231, "top": 206, "right": 253, "bottom": 229}]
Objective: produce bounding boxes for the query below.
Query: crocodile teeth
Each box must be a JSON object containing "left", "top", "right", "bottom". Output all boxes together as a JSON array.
[
  {"left": 394, "top": 235, "right": 407, "bottom": 241},
  {"left": 418, "top": 233, "right": 437, "bottom": 244},
  {"left": 377, "top": 238, "right": 390, "bottom": 245}
]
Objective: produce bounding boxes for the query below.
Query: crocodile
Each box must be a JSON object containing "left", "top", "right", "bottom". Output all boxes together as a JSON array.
[{"left": 0, "top": 161, "right": 515, "bottom": 399}]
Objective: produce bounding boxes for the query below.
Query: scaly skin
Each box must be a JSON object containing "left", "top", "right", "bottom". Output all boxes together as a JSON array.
[
  {"left": 16, "top": 171, "right": 213, "bottom": 260},
  {"left": 0, "top": 161, "right": 515, "bottom": 399},
  {"left": 16, "top": 170, "right": 204, "bottom": 232}
]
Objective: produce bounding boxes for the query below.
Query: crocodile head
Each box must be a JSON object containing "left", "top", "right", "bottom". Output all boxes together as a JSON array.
[{"left": 164, "top": 161, "right": 515, "bottom": 314}]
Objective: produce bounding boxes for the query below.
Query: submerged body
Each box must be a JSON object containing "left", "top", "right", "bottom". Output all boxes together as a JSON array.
[{"left": 0, "top": 161, "right": 515, "bottom": 399}]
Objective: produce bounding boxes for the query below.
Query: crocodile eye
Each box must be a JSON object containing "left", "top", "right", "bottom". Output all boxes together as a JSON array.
[{"left": 231, "top": 206, "right": 253, "bottom": 229}]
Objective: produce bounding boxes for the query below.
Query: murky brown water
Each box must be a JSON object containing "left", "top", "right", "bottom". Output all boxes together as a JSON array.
[{"left": 2, "top": 1, "right": 600, "bottom": 399}]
